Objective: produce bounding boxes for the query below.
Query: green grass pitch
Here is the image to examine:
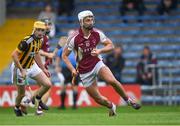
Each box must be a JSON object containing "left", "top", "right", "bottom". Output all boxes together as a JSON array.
[{"left": 0, "top": 106, "right": 180, "bottom": 125}]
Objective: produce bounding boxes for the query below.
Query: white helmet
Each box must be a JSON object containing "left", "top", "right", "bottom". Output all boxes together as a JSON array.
[{"left": 78, "top": 10, "right": 94, "bottom": 21}]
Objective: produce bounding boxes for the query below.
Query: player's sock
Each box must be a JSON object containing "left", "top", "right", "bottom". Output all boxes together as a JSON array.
[
  {"left": 72, "top": 90, "right": 78, "bottom": 109},
  {"left": 36, "top": 95, "right": 42, "bottom": 100},
  {"left": 38, "top": 100, "right": 49, "bottom": 110},
  {"left": 123, "top": 96, "right": 129, "bottom": 101},
  {"left": 14, "top": 105, "right": 23, "bottom": 117},
  {"left": 60, "top": 91, "right": 66, "bottom": 109},
  {"left": 34, "top": 95, "right": 49, "bottom": 110},
  {"left": 31, "top": 95, "right": 40, "bottom": 106},
  {"left": 109, "top": 102, "right": 116, "bottom": 117}
]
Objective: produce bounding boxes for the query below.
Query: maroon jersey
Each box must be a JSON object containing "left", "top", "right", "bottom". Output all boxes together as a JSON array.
[
  {"left": 41, "top": 35, "right": 51, "bottom": 68},
  {"left": 41, "top": 35, "right": 50, "bottom": 52},
  {"left": 66, "top": 28, "right": 108, "bottom": 74}
]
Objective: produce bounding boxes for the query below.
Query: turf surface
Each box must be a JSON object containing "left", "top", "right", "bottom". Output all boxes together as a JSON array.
[{"left": 0, "top": 106, "right": 180, "bottom": 125}]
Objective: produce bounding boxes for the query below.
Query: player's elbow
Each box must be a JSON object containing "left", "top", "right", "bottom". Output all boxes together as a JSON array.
[
  {"left": 108, "top": 43, "right": 114, "bottom": 52},
  {"left": 107, "top": 39, "right": 114, "bottom": 51},
  {"left": 110, "top": 43, "right": 115, "bottom": 50}
]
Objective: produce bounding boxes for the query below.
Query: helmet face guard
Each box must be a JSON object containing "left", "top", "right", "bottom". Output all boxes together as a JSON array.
[{"left": 33, "top": 21, "right": 46, "bottom": 38}]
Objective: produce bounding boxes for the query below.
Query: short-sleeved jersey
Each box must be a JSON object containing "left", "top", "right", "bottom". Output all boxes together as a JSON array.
[
  {"left": 66, "top": 28, "right": 108, "bottom": 74},
  {"left": 16, "top": 35, "right": 43, "bottom": 69}
]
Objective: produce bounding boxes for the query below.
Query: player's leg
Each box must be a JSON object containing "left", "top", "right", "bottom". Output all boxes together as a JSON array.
[
  {"left": 32, "top": 72, "right": 51, "bottom": 110},
  {"left": 14, "top": 85, "right": 25, "bottom": 116},
  {"left": 11, "top": 63, "right": 26, "bottom": 116},
  {"left": 59, "top": 84, "right": 66, "bottom": 109},
  {"left": 28, "top": 63, "right": 51, "bottom": 110},
  {"left": 59, "top": 68, "right": 69, "bottom": 109},
  {"left": 33, "top": 72, "right": 51, "bottom": 97},
  {"left": 41, "top": 89, "right": 51, "bottom": 104},
  {"left": 86, "top": 81, "right": 111, "bottom": 107},
  {"left": 33, "top": 75, "right": 51, "bottom": 104},
  {"left": 15, "top": 85, "right": 25, "bottom": 107},
  {"left": 79, "top": 61, "right": 114, "bottom": 109},
  {"left": 32, "top": 84, "right": 51, "bottom": 104},
  {"left": 98, "top": 66, "right": 141, "bottom": 109},
  {"left": 32, "top": 85, "right": 51, "bottom": 115},
  {"left": 85, "top": 81, "right": 116, "bottom": 116},
  {"left": 72, "top": 84, "right": 78, "bottom": 109},
  {"left": 32, "top": 69, "right": 52, "bottom": 115},
  {"left": 98, "top": 66, "right": 128, "bottom": 99},
  {"left": 66, "top": 67, "right": 78, "bottom": 109}
]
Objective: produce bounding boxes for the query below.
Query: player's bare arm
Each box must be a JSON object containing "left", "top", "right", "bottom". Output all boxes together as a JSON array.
[
  {"left": 91, "top": 39, "right": 114, "bottom": 57},
  {"left": 11, "top": 50, "right": 26, "bottom": 78},
  {"left": 39, "top": 50, "right": 54, "bottom": 59},
  {"left": 62, "top": 47, "right": 78, "bottom": 77},
  {"left": 55, "top": 56, "right": 62, "bottom": 72},
  {"left": 40, "top": 36, "right": 67, "bottom": 59},
  {"left": 52, "top": 36, "right": 68, "bottom": 58}
]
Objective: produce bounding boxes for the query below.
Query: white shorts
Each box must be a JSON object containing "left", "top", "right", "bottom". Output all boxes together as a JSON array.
[
  {"left": 11, "top": 62, "right": 42, "bottom": 85},
  {"left": 79, "top": 61, "right": 106, "bottom": 87}
]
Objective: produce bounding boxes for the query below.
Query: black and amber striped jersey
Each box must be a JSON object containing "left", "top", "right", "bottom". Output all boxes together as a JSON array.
[{"left": 16, "top": 35, "right": 43, "bottom": 69}]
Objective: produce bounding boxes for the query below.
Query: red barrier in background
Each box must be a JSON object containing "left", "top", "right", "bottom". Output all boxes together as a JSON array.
[{"left": 0, "top": 85, "right": 141, "bottom": 107}]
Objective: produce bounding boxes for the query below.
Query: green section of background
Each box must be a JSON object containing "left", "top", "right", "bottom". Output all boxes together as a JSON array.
[{"left": 0, "top": 106, "right": 180, "bottom": 125}]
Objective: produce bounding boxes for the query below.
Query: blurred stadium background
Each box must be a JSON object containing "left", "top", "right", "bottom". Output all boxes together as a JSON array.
[{"left": 0, "top": 0, "right": 180, "bottom": 124}]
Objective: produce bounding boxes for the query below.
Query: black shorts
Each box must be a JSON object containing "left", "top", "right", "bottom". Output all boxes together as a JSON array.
[{"left": 62, "top": 67, "right": 79, "bottom": 86}]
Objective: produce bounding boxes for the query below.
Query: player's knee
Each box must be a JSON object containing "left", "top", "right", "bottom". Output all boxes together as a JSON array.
[
  {"left": 45, "top": 81, "right": 52, "bottom": 89},
  {"left": 47, "top": 82, "right": 52, "bottom": 89}
]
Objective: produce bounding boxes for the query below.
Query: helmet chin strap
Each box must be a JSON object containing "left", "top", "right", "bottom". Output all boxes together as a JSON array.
[{"left": 80, "top": 20, "right": 84, "bottom": 27}]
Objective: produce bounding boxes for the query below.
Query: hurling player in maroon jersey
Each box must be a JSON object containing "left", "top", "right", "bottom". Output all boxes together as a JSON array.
[{"left": 62, "top": 10, "right": 141, "bottom": 116}]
